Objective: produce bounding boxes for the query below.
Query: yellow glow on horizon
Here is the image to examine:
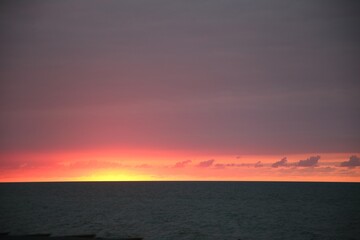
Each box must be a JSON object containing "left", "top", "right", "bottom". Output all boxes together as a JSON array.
[{"left": 76, "top": 170, "right": 155, "bottom": 181}]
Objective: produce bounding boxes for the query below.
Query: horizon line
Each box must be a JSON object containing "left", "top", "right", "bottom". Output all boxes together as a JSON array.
[{"left": 1, "top": 180, "right": 359, "bottom": 184}]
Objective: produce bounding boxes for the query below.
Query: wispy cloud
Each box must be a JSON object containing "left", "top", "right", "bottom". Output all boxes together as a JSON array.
[
  {"left": 173, "top": 160, "right": 192, "bottom": 168},
  {"left": 340, "top": 155, "right": 360, "bottom": 168},
  {"left": 272, "top": 156, "right": 321, "bottom": 168},
  {"left": 296, "top": 155, "right": 320, "bottom": 167},
  {"left": 197, "top": 159, "right": 215, "bottom": 168},
  {"left": 272, "top": 157, "right": 288, "bottom": 168},
  {"left": 215, "top": 162, "right": 263, "bottom": 169}
]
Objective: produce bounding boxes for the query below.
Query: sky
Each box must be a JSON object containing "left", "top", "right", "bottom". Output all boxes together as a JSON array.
[{"left": 0, "top": 0, "right": 360, "bottom": 182}]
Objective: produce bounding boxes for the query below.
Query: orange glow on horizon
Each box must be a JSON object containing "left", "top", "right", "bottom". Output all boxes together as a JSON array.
[{"left": 0, "top": 149, "right": 359, "bottom": 183}]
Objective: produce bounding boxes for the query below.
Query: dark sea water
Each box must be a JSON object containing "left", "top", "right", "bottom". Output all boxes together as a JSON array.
[{"left": 0, "top": 182, "right": 359, "bottom": 240}]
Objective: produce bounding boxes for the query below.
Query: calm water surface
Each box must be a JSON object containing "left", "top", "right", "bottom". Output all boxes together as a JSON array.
[{"left": 0, "top": 182, "right": 359, "bottom": 240}]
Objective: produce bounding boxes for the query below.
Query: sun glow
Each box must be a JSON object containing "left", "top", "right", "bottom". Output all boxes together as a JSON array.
[{"left": 76, "top": 170, "right": 154, "bottom": 181}]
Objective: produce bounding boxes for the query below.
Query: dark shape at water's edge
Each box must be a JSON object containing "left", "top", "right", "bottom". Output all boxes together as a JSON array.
[
  {"left": 62, "top": 235, "right": 95, "bottom": 238},
  {"left": 0, "top": 234, "right": 142, "bottom": 240},
  {"left": 25, "top": 234, "right": 50, "bottom": 237}
]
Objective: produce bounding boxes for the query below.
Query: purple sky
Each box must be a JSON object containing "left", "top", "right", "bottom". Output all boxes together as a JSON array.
[{"left": 1, "top": 0, "right": 359, "bottom": 155}]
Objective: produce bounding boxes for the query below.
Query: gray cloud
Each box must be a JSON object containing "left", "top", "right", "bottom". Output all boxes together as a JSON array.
[
  {"left": 340, "top": 155, "right": 360, "bottom": 168},
  {"left": 272, "top": 157, "right": 288, "bottom": 168},
  {"left": 272, "top": 156, "right": 321, "bottom": 168},
  {"left": 173, "top": 160, "right": 192, "bottom": 168},
  {"left": 296, "top": 155, "right": 320, "bottom": 167},
  {"left": 197, "top": 159, "right": 215, "bottom": 168},
  {"left": 215, "top": 162, "right": 263, "bottom": 168},
  {"left": 214, "top": 163, "right": 226, "bottom": 169},
  {"left": 215, "top": 163, "right": 240, "bottom": 168}
]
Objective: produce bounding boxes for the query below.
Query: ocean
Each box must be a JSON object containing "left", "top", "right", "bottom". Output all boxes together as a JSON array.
[{"left": 0, "top": 182, "right": 359, "bottom": 240}]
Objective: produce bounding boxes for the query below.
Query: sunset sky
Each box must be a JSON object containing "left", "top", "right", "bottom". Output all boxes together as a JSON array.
[{"left": 1, "top": 0, "right": 359, "bottom": 182}]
